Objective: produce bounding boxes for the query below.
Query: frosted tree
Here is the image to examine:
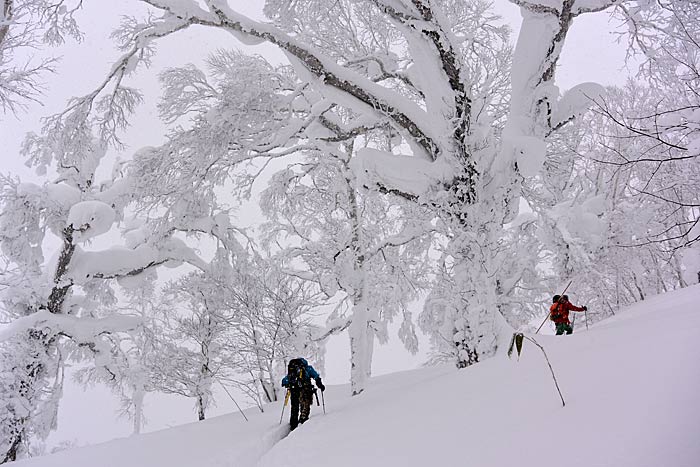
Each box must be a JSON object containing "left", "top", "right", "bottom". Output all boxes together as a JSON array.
[
  {"left": 605, "top": 0, "right": 700, "bottom": 281},
  {"left": 0, "top": 129, "right": 206, "bottom": 461},
  {"left": 261, "top": 143, "right": 432, "bottom": 394},
  {"left": 34, "top": 0, "right": 663, "bottom": 379},
  {"left": 575, "top": 81, "right": 697, "bottom": 303},
  {"left": 75, "top": 276, "right": 161, "bottom": 435},
  {"left": 211, "top": 250, "right": 323, "bottom": 406},
  {"left": 533, "top": 0, "right": 700, "bottom": 305},
  {"left": 523, "top": 73, "right": 698, "bottom": 322},
  {"left": 0, "top": 0, "right": 84, "bottom": 113},
  {"left": 146, "top": 272, "right": 232, "bottom": 421}
]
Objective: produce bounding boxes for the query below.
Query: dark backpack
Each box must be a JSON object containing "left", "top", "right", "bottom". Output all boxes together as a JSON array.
[{"left": 286, "top": 358, "right": 309, "bottom": 389}]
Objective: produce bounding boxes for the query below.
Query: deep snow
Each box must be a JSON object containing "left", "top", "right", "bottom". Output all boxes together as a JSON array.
[{"left": 14, "top": 284, "right": 700, "bottom": 467}]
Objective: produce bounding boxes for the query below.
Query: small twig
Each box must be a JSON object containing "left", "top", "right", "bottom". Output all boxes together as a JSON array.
[
  {"left": 523, "top": 335, "right": 566, "bottom": 407},
  {"left": 508, "top": 333, "right": 566, "bottom": 407}
]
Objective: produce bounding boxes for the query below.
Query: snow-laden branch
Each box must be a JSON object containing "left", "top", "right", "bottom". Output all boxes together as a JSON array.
[
  {"left": 573, "top": 0, "right": 622, "bottom": 16},
  {"left": 139, "top": 0, "right": 216, "bottom": 20},
  {"left": 370, "top": 0, "right": 474, "bottom": 165},
  {"left": 67, "top": 238, "right": 208, "bottom": 285},
  {"left": 364, "top": 225, "right": 434, "bottom": 261},
  {"left": 311, "top": 316, "right": 352, "bottom": 342},
  {"left": 201, "top": 0, "right": 439, "bottom": 160},
  {"left": 0, "top": 309, "right": 141, "bottom": 343},
  {"left": 350, "top": 147, "right": 453, "bottom": 199}
]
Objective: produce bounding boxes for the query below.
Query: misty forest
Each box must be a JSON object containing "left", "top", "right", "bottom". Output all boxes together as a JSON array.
[{"left": 0, "top": 0, "right": 698, "bottom": 463}]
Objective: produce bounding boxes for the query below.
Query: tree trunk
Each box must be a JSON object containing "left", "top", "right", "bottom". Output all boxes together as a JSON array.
[
  {"left": 197, "top": 394, "right": 206, "bottom": 421},
  {"left": 349, "top": 294, "right": 370, "bottom": 396},
  {"left": 1, "top": 228, "right": 76, "bottom": 463}
]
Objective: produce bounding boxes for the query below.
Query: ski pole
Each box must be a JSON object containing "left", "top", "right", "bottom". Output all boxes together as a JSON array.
[
  {"left": 584, "top": 307, "right": 589, "bottom": 330},
  {"left": 536, "top": 280, "right": 573, "bottom": 334},
  {"left": 279, "top": 390, "right": 290, "bottom": 425},
  {"left": 535, "top": 313, "right": 550, "bottom": 334},
  {"left": 321, "top": 389, "right": 326, "bottom": 414},
  {"left": 314, "top": 388, "right": 320, "bottom": 407}
]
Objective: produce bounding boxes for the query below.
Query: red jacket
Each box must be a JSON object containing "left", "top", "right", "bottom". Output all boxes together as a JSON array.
[{"left": 550, "top": 301, "right": 585, "bottom": 325}]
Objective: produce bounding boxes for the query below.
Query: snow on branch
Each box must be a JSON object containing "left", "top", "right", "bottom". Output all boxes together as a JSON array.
[
  {"left": 139, "top": 0, "right": 216, "bottom": 20},
  {"left": 0, "top": 309, "right": 141, "bottom": 343},
  {"left": 67, "top": 237, "right": 207, "bottom": 285},
  {"left": 508, "top": 0, "right": 619, "bottom": 16},
  {"left": 350, "top": 147, "right": 453, "bottom": 199},
  {"left": 67, "top": 200, "right": 116, "bottom": 242},
  {"left": 312, "top": 316, "right": 352, "bottom": 342},
  {"left": 550, "top": 82, "right": 605, "bottom": 131},
  {"left": 507, "top": 0, "right": 560, "bottom": 15},
  {"left": 25, "top": 13, "right": 192, "bottom": 154},
  {"left": 202, "top": 0, "right": 439, "bottom": 160}
]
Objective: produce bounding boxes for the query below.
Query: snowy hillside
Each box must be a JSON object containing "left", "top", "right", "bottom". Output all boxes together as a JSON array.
[{"left": 14, "top": 285, "right": 700, "bottom": 467}]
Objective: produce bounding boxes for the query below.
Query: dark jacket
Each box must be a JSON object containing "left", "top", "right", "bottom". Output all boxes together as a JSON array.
[{"left": 281, "top": 358, "right": 321, "bottom": 388}]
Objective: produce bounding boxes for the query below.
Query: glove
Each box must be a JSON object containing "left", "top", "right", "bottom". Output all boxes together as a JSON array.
[
  {"left": 316, "top": 378, "right": 325, "bottom": 392},
  {"left": 582, "top": 306, "right": 588, "bottom": 311}
]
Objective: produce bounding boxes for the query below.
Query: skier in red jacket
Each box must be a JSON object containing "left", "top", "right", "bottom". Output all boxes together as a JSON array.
[{"left": 550, "top": 294, "right": 587, "bottom": 335}]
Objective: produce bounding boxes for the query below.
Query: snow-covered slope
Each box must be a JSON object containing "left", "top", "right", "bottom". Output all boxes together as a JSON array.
[{"left": 15, "top": 285, "right": 700, "bottom": 467}]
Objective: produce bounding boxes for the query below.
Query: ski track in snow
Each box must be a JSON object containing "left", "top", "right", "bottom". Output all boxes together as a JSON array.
[{"left": 232, "top": 424, "right": 290, "bottom": 467}]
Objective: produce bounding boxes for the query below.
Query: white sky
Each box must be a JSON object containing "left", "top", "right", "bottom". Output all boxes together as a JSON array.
[{"left": 0, "top": 0, "right": 641, "bottom": 452}]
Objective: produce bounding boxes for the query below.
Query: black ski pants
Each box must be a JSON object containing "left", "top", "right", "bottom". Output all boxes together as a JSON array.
[{"left": 289, "top": 386, "right": 314, "bottom": 430}]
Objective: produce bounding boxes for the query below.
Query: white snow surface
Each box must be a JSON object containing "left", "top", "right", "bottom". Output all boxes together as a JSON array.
[{"left": 15, "top": 284, "right": 700, "bottom": 467}]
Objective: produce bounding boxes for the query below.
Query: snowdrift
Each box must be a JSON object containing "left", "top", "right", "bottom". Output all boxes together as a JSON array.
[{"left": 14, "top": 285, "right": 700, "bottom": 467}]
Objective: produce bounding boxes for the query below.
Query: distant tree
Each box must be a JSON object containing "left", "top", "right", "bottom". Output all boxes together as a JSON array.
[
  {"left": 146, "top": 272, "right": 230, "bottom": 421},
  {"left": 0, "top": 134, "right": 205, "bottom": 461},
  {"left": 208, "top": 250, "right": 322, "bottom": 407},
  {"left": 261, "top": 144, "right": 431, "bottom": 394},
  {"left": 0, "top": 0, "right": 84, "bottom": 113},
  {"left": 75, "top": 276, "right": 161, "bottom": 435}
]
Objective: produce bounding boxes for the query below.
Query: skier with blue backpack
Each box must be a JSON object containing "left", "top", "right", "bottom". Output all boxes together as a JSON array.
[{"left": 281, "top": 357, "right": 325, "bottom": 430}]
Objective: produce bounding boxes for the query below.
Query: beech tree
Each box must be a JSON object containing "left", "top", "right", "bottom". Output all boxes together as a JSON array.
[{"left": 37, "top": 0, "right": 649, "bottom": 374}]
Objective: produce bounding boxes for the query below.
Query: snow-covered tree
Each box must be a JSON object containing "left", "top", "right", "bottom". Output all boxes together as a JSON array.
[
  {"left": 212, "top": 251, "right": 323, "bottom": 406},
  {"left": 527, "top": 0, "right": 700, "bottom": 307},
  {"left": 0, "top": 127, "right": 206, "bottom": 460},
  {"left": 146, "top": 272, "right": 231, "bottom": 421},
  {"left": 0, "top": 0, "right": 85, "bottom": 113},
  {"left": 261, "top": 142, "right": 432, "bottom": 394},
  {"left": 19, "top": 0, "right": 691, "bottom": 397},
  {"left": 80, "top": 0, "right": 608, "bottom": 363},
  {"left": 605, "top": 0, "right": 700, "bottom": 281},
  {"left": 75, "top": 276, "right": 161, "bottom": 435}
]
